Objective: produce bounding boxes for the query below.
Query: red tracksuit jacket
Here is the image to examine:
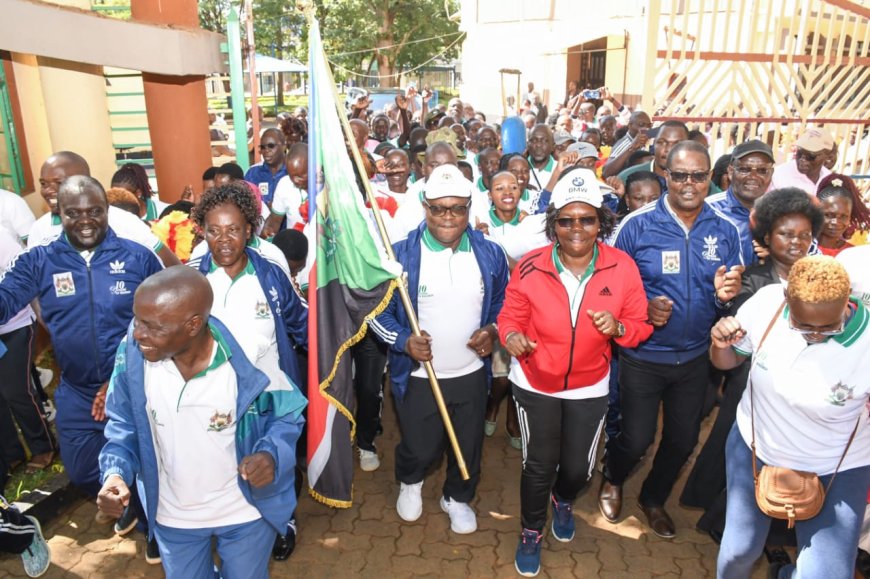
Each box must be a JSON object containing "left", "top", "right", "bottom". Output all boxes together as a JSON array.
[{"left": 498, "top": 242, "right": 652, "bottom": 394}]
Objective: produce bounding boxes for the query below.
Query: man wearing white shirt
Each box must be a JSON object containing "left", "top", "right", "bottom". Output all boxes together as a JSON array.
[
  {"left": 29, "top": 152, "right": 180, "bottom": 267},
  {"left": 98, "top": 267, "right": 306, "bottom": 579}
]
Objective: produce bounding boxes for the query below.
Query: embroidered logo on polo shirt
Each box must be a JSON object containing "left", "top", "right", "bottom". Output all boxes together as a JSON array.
[
  {"left": 755, "top": 351, "right": 769, "bottom": 370},
  {"left": 208, "top": 410, "right": 233, "bottom": 432},
  {"left": 828, "top": 382, "right": 854, "bottom": 406},
  {"left": 255, "top": 300, "right": 271, "bottom": 319},
  {"left": 109, "top": 260, "right": 126, "bottom": 274},
  {"left": 150, "top": 408, "right": 165, "bottom": 427},
  {"left": 110, "top": 281, "right": 131, "bottom": 296},
  {"left": 53, "top": 272, "right": 75, "bottom": 297},
  {"left": 599, "top": 286, "right": 612, "bottom": 296},
  {"left": 702, "top": 235, "right": 720, "bottom": 262}
]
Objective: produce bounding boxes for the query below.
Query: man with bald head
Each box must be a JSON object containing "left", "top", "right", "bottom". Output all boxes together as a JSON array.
[
  {"left": 97, "top": 266, "right": 306, "bottom": 579},
  {"left": 263, "top": 142, "right": 309, "bottom": 237},
  {"left": 0, "top": 176, "right": 163, "bottom": 497},
  {"left": 245, "top": 128, "right": 287, "bottom": 206},
  {"left": 29, "top": 152, "right": 180, "bottom": 267}
]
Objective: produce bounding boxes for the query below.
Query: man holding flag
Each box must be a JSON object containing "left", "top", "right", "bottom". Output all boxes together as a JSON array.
[{"left": 370, "top": 164, "right": 509, "bottom": 534}]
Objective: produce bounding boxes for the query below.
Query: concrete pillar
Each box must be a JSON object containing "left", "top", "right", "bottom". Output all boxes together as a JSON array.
[
  {"left": 36, "top": 0, "right": 117, "bottom": 186},
  {"left": 131, "top": 0, "right": 212, "bottom": 203}
]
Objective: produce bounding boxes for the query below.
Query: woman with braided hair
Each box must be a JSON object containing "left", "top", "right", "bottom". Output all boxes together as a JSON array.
[{"left": 816, "top": 173, "right": 870, "bottom": 256}]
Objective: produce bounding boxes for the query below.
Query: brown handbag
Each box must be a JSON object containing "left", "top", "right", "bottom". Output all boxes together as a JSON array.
[{"left": 748, "top": 300, "right": 859, "bottom": 529}]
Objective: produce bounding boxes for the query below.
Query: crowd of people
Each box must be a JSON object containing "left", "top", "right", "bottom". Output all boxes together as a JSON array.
[{"left": 0, "top": 78, "right": 869, "bottom": 579}]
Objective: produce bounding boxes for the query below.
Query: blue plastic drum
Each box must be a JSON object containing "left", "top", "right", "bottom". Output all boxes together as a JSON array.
[{"left": 501, "top": 116, "right": 526, "bottom": 155}]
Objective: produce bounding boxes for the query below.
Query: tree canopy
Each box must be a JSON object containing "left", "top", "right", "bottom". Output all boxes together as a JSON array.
[{"left": 198, "top": 0, "right": 460, "bottom": 87}]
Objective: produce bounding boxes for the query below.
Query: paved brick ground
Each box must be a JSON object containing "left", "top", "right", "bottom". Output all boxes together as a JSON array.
[{"left": 0, "top": 391, "right": 769, "bottom": 578}]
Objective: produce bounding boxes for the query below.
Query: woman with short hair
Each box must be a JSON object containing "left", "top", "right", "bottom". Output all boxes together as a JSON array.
[
  {"left": 498, "top": 168, "right": 651, "bottom": 577},
  {"left": 713, "top": 255, "right": 870, "bottom": 578}
]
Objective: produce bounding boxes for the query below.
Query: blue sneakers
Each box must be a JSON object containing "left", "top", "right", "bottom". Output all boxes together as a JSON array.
[
  {"left": 514, "top": 528, "right": 542, "bottom": 577},
  {"left": 551, "top": 494, "right": 575, "bottom": 542}
]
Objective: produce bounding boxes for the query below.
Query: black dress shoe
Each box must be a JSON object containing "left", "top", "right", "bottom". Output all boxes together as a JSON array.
[
  {"left": 638, "top": 503, "right": 675, "bottom": 539},
  {"left": 272, "top": 521, "right": 297, "bottom": 561},
  {"left": 598, "top": 479, "right": 622, "bottom": 523}
]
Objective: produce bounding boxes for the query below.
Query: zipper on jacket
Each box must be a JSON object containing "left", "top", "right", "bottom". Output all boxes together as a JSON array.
[
  {"left": 86, "top": 262, "right": 104, "bottom": 383},
  {"left": 563, "top": 269, "right": 598, "bottom": 391},
  {"left": 682, "top": 233, "right": 690, "bottom": 358}
]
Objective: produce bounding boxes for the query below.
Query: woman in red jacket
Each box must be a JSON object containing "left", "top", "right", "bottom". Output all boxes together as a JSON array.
[{"left": 499, "top": 167, "right": 652, "bottom": 577}]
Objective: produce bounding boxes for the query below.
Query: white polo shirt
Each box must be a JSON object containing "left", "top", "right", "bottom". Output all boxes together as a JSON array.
[
  {"left": 270, "top": 176, "right": 307, "bottom": 230},
  {"left": 476, "top": 208, "right": 548, "bottom": 261},
  {"left": 207, "top": 259, "right": 277, "bottom": 353},
  {"left": 510, "top": 244, "right": 609, "bottom": 399},
  {"left": 733, "top": 284, "right": 870, "bottom": 475},
  {"left": 0, "top": 228, "right": 35, "bottom": 335},
  {"left": 144, "top": 326, "right": 262, "bottom": 528},
  {"left": 411, "top": 230, "right": 484, "bottom": 379},
  {"left": 189, "top": 236, "right": 291, "bottom": 281},
  {"left": 27, "top": 206, "right": 162, "bottom": 252},
  {"left": 837, "top": 245, "right": 870, "bottom": 307},
  {"left": 528, "top": 155, "right": 555, "bottom": 193},
  {"left": 0, "top": 189, "right": 35, "bottom": 243}
]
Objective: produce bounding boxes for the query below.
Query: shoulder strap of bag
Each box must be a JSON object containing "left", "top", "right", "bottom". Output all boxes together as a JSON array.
[
  {"left": 750, "top": 300, "right": 861, "bottom": 487},
  {"left": 750, "top": 300, "right": 786, "bottom": 482}
]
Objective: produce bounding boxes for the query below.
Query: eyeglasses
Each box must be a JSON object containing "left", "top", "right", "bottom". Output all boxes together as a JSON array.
[
  {"left": 423, "top": 199, "right": 471, "bottom": 217},
  {"left": 733, "top": 165, "right": 773, "bottom": 177},
  {"left": 258, "top": 143, "right": 280, "bottom": 150},
  {"left": 556, "top": 216, "right": 598, "bottom": 229},
  {"left": 787, "top": 316, "right": 845, "bottom": 337},
  {"left": 667, "top": 170, "right": 709, "bottom": 184},
  {"left": 795, "top": 149, "right": 818, "bottom": 162}
]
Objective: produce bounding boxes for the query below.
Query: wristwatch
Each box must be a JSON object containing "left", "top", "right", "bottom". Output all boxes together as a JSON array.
[{"left": 615, "top": 321, "right": 626, "bottom": 338}]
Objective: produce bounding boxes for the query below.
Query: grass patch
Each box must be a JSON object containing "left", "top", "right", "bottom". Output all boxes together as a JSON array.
[{"left": 3, "top": 348, "right": 64, "bottom": 502}]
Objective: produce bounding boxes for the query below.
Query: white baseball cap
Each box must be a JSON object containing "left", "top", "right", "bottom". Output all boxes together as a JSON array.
[
  {"left": 551, "top": 168, "right": 603, "bottom": 209},
  {"left": 423, "top": 165, "right": 474, "bottom": 200}
]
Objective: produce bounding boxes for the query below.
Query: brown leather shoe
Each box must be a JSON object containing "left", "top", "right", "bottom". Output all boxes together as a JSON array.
[
  {"left": 638, "top": 503, "right": 676, "bottom": 539},
  {"left": 598, "top": 479, "right": 622, "bottom": 523}
]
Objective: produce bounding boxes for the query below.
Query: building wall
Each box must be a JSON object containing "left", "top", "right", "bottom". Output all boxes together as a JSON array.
[{"left": 458, "top": 0, "right": 650, "bottom": 121}]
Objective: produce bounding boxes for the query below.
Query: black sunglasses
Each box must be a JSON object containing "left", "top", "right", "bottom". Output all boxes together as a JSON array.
[
  {"left": 259, "top": 143, "right": 280, "bottom": 150},
  {"left": 668, "top": 170, "right": 709, "bottom": 184},
  {"left": 556, "top": 216, "right": 597, "bottom": 229},
  {"left": 423, "top": 199, "right": 471, "bottom": 217}
]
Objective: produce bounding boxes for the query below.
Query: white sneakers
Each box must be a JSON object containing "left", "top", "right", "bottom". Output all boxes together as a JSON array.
[
  {"left": 359, "top": 449, "right": 380, "bottom": 472},
  {"left": 397, "top": 482, "right": 478, "bottom": 534},
  {"left": 397, "top": 482, "right": 424, "bottom": 521},
  {"left": 440, "top": 496, "right": 478, "bottom": 534}
]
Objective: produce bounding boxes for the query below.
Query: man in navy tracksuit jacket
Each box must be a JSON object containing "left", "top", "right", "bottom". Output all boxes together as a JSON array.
[
  {"left": 369, "top": 165, "right": 509, "bottom": 534},
  {"left": 598, "top": 142, "right": 744, "bottom": 538},
  {"left": 0, "top": 176, "right": 162, "bottom": 495}
]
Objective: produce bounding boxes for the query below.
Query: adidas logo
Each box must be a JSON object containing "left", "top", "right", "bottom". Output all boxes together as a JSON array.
[
  {"left": 599, "top": 286, "right": 612, "bottom": 296},
  {"left": 109, "top": 260, "right": 126, "bottom": 274}
]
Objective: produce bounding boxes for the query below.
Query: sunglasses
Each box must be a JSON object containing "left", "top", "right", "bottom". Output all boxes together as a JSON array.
[
  {"left": 796, "top": 149, "right": 819, "bottom": 162},
  {"left": 423, "top": 199, "right": 471, "bottom": 217},
  {"left": 667, "top": 170, "right": 709, "bottom": 184},
  {"left": 733, "top": 165, "right": 773, "bottom": 177},
  {"left": 259, "top": 143, "right": 280, "bottom": 150},
  {"left": 556, "top": 216, "right": 598, "bottom": 229}
]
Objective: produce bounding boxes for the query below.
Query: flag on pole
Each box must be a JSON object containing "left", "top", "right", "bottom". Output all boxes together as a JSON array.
[{"left": 306, "top": 18, "right": 402, "bottom": 507}]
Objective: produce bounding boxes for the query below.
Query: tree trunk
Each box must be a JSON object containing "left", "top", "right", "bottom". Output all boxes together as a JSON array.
[
  {"left": 277, "top": 72, "right": 284, "bottom": 106},
  {"left": 373, "top": 0, "right": 396, "bottom": 87}
]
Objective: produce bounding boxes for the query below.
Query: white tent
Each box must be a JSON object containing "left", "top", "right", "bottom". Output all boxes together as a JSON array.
[{"left": 251, "top": 54, "right": 306, "bottom": 74}]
